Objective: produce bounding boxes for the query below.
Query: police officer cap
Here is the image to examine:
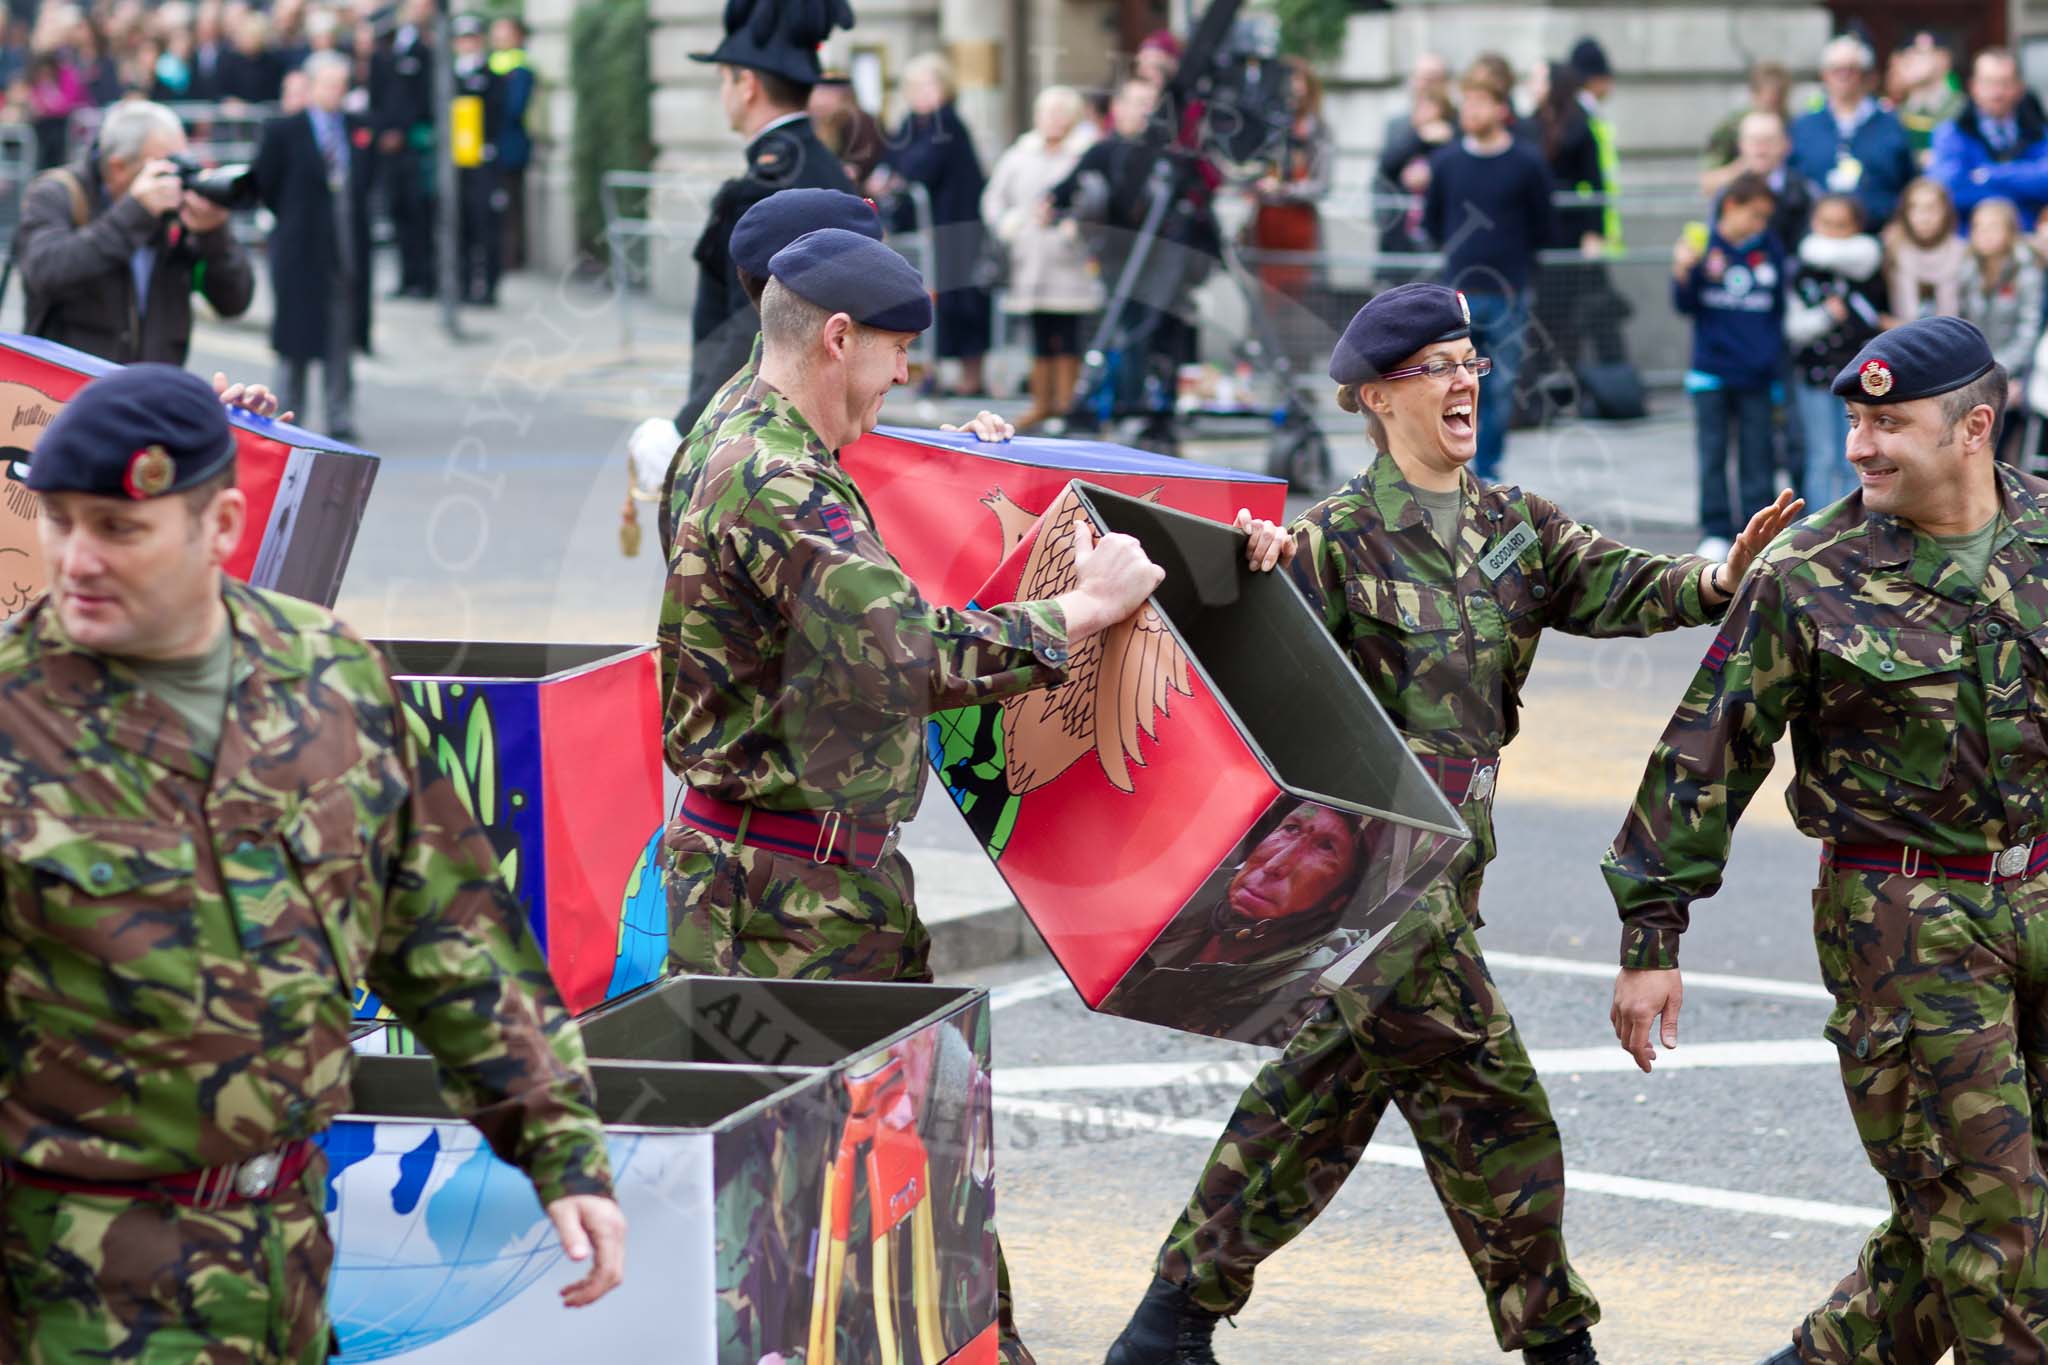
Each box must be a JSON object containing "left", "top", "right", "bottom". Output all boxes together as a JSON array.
[
  {"left": 1831, "top": 315, "right": 1996, "bottom": 404},
  {"left": 1569, "top": 37, "right": 1613, "bottom": 81},
  {"left": 25, "top": 364, "right": 234, "bottom": 501},
  {"left": 1328, "top": 282, "right": 1473, "bottom": 385},
  {"left": 732, "top": 190, "right": 883, "bottom": 278},
  {"left": 690, "top": 0, "right": 853, "bottom": 89},
  {"left": 769, "top": 228, "right": 933, "bottom": 334}
]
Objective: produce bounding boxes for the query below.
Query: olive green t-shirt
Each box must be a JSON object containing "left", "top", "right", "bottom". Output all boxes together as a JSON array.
[
  {"left": 126, "top": 626, "right": 233, "bottom": 761},
  {"left": 1414, "top": 485, "right": 1463, "bottom": 551},
  {"left": 1932, "top": 513, "right": 2004, "bottom": 592}
]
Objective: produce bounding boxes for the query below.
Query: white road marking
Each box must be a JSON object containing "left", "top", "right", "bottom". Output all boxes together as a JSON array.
[
  {"left": 988, "top": 971, "right": 1072, "bottom": 1013},
  {"left": 994, "top": 1037, "right": 1836, "bottom": 1098},
  {"left": 1487, "top": 951, "right": 1834, "bottom": 1002},
  {"left": 990, "top": 1095, "right": 1886, "bottom": 1229},
  {"left": 975, "top": 953, "right": 1832, "bottom": 1020}
]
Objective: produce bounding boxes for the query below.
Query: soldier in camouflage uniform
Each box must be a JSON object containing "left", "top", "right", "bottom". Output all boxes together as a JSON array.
[
  {"left": 664, "top": 229, "right": 1162, "bottom": 1361},
  {"left": 1606, "top": 317, "right": 2048, "bottom": 1364},
  {"left": 1108, "top": 284, "right": 1803, "bottom": 1365},
  {"left": 0, "top": 364, "right": 624, "bottom": 1360}
]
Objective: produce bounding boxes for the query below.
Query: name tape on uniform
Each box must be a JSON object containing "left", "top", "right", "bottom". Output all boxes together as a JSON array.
[{"left": 1479, "top": 522, "right": 1539, "bottom": 582}]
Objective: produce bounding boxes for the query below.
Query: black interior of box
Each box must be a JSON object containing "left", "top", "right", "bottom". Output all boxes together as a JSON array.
[
  {"left": 577, "top": 976, "right": 977, "bottom": 1066},
  {"left": 350, "top": 1053, "right": 818, "bottom": 1129},
  {"left": 1078, "top": 485, "right": 1461, "bottom": 833},
  {"left": 373, "top": 640, "right": 635, "bottom": 681}
]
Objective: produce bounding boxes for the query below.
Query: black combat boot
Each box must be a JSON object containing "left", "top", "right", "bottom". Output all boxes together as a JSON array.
[
  {"left": 1523, "top": 1331, "right": 1598, "bottom": 1364},
  {"left": 1754, "top": 1348, "right": 1801, "bottom": 1364},
  {"left": 1103, "top": 1275, "right": 1224, "bottom": 1365}
]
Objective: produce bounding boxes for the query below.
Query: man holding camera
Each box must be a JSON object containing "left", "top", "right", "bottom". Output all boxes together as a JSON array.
[{"left": 16, "top": 100, "right": 255, "bottom": 368}]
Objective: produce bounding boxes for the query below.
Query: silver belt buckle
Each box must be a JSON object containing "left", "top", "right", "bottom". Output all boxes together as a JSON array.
[
  {"left": 1469, "top": 764, "right": 1497, "bottom": 803},
  {"left": 233, "top": 1151, "right": 283, "bottom": 1200},
  {"left": 1997, "top": 842, "right": 2033, "bottom": 880}
]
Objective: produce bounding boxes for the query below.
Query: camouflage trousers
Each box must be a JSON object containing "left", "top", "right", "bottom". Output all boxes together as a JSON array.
[
  {"left": 665, "top": 819, "right": 932, "bottom": 982},
  {"left": 1156, "top": 898, "right": 1600, "bottom": 1351},
  {"left": 0, "top": 1152, "right": 335, "bottom": 1363},
  {"left": 1793, "top": 861, "right": 2048, "bottom": 1364},
  {"left": 662, "top": 817, "right": 1030, "bottom": 1364}
]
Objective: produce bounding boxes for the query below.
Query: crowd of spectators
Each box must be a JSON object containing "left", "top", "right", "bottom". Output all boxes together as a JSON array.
[
  {"left": 1675, "top": 33, "right": 2048, "bottom": 555},
  {"left": 0, "top": 0, "right": 398, "bottom": 169}
]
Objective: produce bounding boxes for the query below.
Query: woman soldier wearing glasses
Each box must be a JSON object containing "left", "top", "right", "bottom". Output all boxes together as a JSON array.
[{"left": 1106, "top": 283, "right": 1803, "bottom": 1365}]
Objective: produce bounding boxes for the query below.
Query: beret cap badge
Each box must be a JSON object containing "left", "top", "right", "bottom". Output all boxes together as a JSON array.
[
  {"left": 1860, "top": 360, "right": 1894, "bottom": 397},
  {"left": 1457, "top": 291, "right": 1471, "bottom": 325},
  {"left": 123, "top": 445, "right": 174, "bottom": 500}
]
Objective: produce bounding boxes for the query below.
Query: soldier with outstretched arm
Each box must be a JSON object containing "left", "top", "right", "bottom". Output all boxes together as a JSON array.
[
  {"left": 662, "top": 226, "right": 1163, "bottom": 1363},
  {"left": 1605, "top": 317, "right": 2048, "bottom": 1363},
  {"left": 1105, "top": 283, "right": 1802, "bottom": 1365}
]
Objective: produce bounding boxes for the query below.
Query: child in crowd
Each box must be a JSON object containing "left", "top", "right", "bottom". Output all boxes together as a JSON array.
[
  {"left": 1958, "top": 197, "right": 2043, "bottom": 463},
  {"left": 1785, "top": 194, "right": 1891, "bottom": 506},
  {"left": 1884, "top": 177, "right": 1969, "bottom": 319},
  {"left": 1675, "top": 171, "right": 1786, "bottom": 559}
]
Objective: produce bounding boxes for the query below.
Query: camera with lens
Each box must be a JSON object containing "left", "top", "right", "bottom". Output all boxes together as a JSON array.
[{"left": 165, "top": 153, "right": 258, "bottom": 211}]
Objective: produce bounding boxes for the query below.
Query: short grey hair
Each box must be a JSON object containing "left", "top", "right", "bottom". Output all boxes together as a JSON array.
[
  {"left": 98, "top": 100, "right": 184, "bottom": 164},
  {"left": 302, "top": 49, "right": 350, "bottom": 81},
  {"left": 1821, "top": 36, "right": 1874, "bottom": 72},
  {"left": 759, "top": 278, "right": 833, "bottom": 353}
]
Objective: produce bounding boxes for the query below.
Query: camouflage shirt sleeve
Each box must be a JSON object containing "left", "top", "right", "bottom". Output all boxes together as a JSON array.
[
  {"left": 1601, "top": 563, "right": 1809, "bottom": 969},
  {"left": 729, "top": 461, "right": 1072, "bottom": 714},
  {"left": 1287, "top": 518, "right": 1353, "bottom": 643},
  {"left": 366, "top": 665, "right": 614, "bottom": 1207},
  {"left": 1529, "top": 492, "right": 1725, "bottom": 637}
]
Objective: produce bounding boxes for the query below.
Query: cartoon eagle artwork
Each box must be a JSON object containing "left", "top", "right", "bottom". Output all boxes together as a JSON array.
[{"left": 981, "top": 485, "right": 1192, "bottom": 794}]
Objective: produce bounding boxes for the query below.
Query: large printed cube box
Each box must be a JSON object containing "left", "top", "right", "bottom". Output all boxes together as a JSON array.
[
  {"left": 840, "top": 425, "right": 1286, "bottom": 609},
  {"left": 357, "top": 641, "right": 666, "bottom": 1022},
  {"left": 930, "top": 483, "right": 1472, "bottom": 1045},
  {"left": 0, "top": 332, "right": 377, "bottom": 609},
  {"left": 325, "top": 977, "right": 1000, "bottom": 1364}
]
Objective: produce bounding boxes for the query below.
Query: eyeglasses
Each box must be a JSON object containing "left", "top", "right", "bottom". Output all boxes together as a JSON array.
[{"left": 1379, "top": 357, "right": 1493, "bottom": 382}]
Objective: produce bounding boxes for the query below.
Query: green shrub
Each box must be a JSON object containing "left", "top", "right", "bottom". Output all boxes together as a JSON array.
[
  {"left": 1271, "top": 0, "right": 1351, "bottom": 59},
  {"left": 569, "top": 0, "right": 652, "bottom": 263}
]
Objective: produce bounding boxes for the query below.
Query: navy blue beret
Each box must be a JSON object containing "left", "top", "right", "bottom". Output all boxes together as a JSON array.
[
  {"left": 769, "top": 228, "right": 933, "bottom": 334},
  {"left": 1329, "top": 283, "right": 1472, "bottom": 385},
  {"left": 26, "top": 364, "right": 233, "bottom": 500},
  {"left": 732, "top": 189, "right": 882, "bottom": 278},
  {"left": 1832, "top": 316, "right": 1995, "bottom": 404}
]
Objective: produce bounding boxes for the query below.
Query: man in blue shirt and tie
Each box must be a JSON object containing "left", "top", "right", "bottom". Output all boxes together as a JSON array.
[
  {"left": 1932, "top": 47, "right": 2048, "bottom": 231},
  {"left": 252, "top": 51, "right": 372, "bottom": 441}
]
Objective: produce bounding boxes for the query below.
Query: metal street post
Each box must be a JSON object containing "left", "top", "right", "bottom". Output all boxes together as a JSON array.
[{"left": 433, "top": 0, "right": 463, "bottom": 338}]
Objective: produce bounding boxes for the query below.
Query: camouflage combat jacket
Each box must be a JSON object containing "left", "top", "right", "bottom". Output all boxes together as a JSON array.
[
  {"left": 0, "top": 581, "right": 613, "bottom": 1202},
  {"left": 1291, "top": 451, "right": 1722, "bottom": 870},
  {"left": 1604, "top": 465, "right": 2048, "bottom": 970},
  {"left": 658, "top": 335, "right": 764, "bottom": 573},
  {"left": 665, "top": 376, "right": 1072, "bottom": 824}
]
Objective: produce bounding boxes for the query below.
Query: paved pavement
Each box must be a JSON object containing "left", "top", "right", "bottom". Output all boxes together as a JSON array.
[{"left": 102, "top": 267, "right": 1875, "bottom": 1360}]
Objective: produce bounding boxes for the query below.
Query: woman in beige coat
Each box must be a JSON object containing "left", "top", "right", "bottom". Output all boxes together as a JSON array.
[{"left": 982, "top": 85, "right": 1102, "bottom": 431}]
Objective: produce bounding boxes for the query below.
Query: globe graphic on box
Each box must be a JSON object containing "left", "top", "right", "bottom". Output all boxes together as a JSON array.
[
  {"left": 608, "top": 826, "right": 669, "bottom": 1000},
  {"left": 317, "top": 1122, "right": 640, "bottom": 1358}
]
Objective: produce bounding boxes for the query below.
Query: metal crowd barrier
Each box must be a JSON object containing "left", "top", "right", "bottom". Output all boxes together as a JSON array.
[
  {"left": 1235, "top": 187, "right": 1725, "bottom": 399},
  {"left": 598, "top": 168, "right": 705, "bottom": 349},
  {"left": 881, "top": 180, "right": 937, "bottom": 377},
  {"left": 0, "top": 124, "right": 40, "bottom": 257},
  {"left": 66, "top": 100, "right": 278, "bottom": 166},
  {"left": 601, "top": 169, "right": 944, "bottom": 372}
]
